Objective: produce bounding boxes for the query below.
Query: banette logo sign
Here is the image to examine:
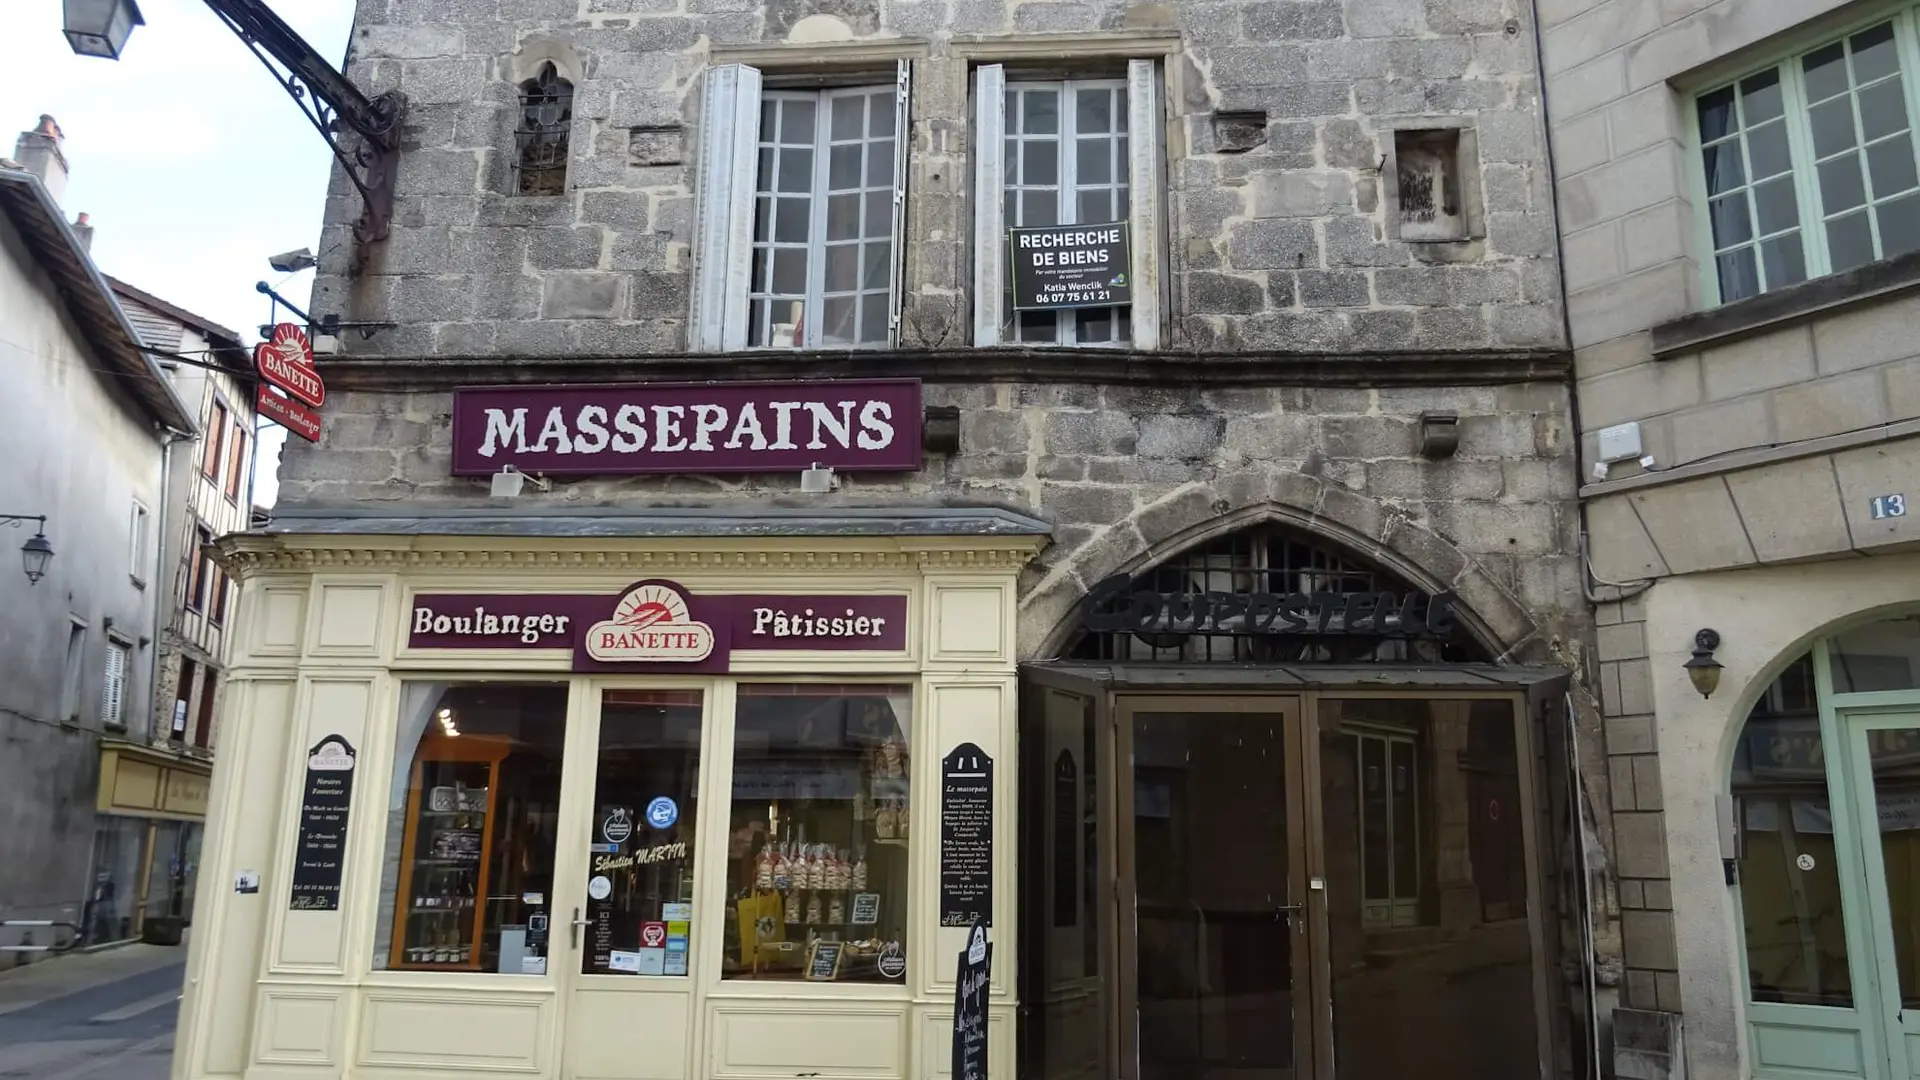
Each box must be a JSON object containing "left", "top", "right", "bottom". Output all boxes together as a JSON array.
[
  {"left": 406, "top": 583, "right": 908, "bottom": 672},
  {"left": 585, "top": 582, "right": 715, "bottom": 663},
  {"left": 449, "top": 379, "right": 923, "bottom": 476}
]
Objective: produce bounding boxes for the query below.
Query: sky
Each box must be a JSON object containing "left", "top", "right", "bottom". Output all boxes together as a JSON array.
[{"left": 0, "top": 0, "right": 359, "bottom": 506}]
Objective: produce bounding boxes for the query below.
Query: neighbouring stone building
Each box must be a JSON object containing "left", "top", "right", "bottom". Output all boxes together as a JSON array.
[
  {"left": 1542, "top": 1, "right": 1920, "bottom": 1079},
  {"left": 178, "top": 2, "right": 1616, "bottom": 1079}
]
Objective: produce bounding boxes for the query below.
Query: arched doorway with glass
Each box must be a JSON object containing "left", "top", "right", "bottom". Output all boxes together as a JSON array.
[
  {"left": 1733, "top": 615, "right": 1920, "bottom": 1080},
  {"left": 1015, "top": 520, "right": 1576, "bottom": 1080}
]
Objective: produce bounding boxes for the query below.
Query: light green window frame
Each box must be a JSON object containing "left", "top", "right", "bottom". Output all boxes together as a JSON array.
[{"left": 1689, "top": 6, "right": 1920, "bottom": 306}]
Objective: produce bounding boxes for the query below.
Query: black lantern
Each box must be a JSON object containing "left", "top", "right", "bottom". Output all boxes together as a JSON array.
[
  {"left": 20, "top": 530, "right": 53, "bottom": 585},
  {"left": 63, "top": 0, "right": 144, "bottom": 59},
  {"left": 1684, "top": 628, "right": 1723, "bottom": 700}
]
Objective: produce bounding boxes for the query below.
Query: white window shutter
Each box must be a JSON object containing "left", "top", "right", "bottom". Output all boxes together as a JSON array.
[
  {"left": 691, "top": 63, "right": 763, "bottom": 352},
  {"left": 889, "top": 59, "right": 913, "bottom": 347},
  {"left": 1127, "top": 58, "right": 1163, "bottom": 352},
  {"left": 100, "top": 644, "right": 124, "bottom": 727},
  {"left": 972, "top": 64, "right": 1006, "bottom": 347}
]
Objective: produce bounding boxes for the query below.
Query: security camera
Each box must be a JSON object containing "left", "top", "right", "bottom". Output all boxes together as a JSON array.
[{"left": 267, "top": 247, "right": 317, "bottom": 273}]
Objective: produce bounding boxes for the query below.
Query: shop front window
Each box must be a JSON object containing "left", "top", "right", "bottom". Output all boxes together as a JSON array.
[
  {"left": 1734, "top": 651, "right": 1854, "bottom": 1005},
  {"left": 374, "top": 683, "right": 566, "bottom": 974},
  {"left": 580, "top": 690, "right": 703, "bottom": 977},
  {"left": 84, "top": 816, "right": 143, "bottom": 945},
  {"left": 724, "top": 683, "right": 912, "bottom": 984}
]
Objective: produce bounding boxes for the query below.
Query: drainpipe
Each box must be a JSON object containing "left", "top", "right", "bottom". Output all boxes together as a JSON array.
[{"left": 148, "top": 428, "right": 191, "bottom": 745}]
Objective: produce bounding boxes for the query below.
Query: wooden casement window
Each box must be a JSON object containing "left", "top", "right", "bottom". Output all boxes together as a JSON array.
[
  {"left": 224, "top": 423, "right": 247, "bottom": 500},
  {"left": 202, "top": 401, "right": 227, "bottom": 479},
  {"left": 515, "top": 62, "right": 573, "bottom": 196},
  {"left": 691, "top": 62, "right": 911, "bottom": 352},
  {"left": 972, "top": 60, "right": 1164, "bottom": 349}
]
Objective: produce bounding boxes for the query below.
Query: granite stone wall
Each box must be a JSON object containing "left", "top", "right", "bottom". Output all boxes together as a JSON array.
[{"left": 301, "top": 0, "right": 1563, "bottom": 361}]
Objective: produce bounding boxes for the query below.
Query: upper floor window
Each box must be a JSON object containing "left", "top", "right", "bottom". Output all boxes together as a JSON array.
[
  {"left": 128, "top": 500, "right": 149, "bottom": 587},
  {"left": 749, "top": 87, "right": 900, "bottom": 349},
  {"left": 1698, "top": 16, "right": 1920, "bottom": 303},
  {"left": 973, "top": 62, "right": 1163, "bottom": 349},
  {"left": 201, "top": 401, "right": 227, "bottom": 479},
  {"left": 693, "top": 63, "right": 909, "bottom": 352},
  {"left": 101, "top": 639, "right": 129, "bottom": 729},
  {"left": 224, "top": 422, "right": 247, "bottom": 501},
  {"left": 516, "top": 63, "right": 573, "bottom": 197}
]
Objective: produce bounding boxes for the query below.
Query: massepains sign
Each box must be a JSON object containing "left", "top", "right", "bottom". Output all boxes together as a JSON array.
[
  {"left": 450, "top": 379, "right": 923, "bottom": 476},
  {"left": 1008, "top": 223, "right": 1131, "bottom": 311},
  {"left": 407, "top": 581, "right": 910, "bottom": 672}
]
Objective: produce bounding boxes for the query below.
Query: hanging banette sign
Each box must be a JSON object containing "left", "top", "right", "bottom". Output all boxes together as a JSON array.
[{"left": 1080, "top": 574, "right": 1459, "bottom": 638}]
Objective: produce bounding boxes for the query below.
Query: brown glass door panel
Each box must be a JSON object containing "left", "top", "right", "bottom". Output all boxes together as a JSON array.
[
  {"left": 1315, "top": 696, "right": 1547, "bottom": 1080},
  {"left": 1117, "top": 697, "right": 1310, "bottom": 1080}
]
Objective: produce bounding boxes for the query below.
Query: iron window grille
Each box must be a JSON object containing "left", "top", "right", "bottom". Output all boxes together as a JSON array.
[
  {"left": 515, "top": 63, "right": 573, "bottom": 197},
  {"left": 1069, "top": 523, "right": 1486, "bottom": 664}
]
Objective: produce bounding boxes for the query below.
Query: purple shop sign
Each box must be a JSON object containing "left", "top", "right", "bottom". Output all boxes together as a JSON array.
[
  {"left": 408, "top": 583, "right": 909, "bottom": 672},
  {"left": 449, "top": 379, "right": 924, "bottom": 476}
]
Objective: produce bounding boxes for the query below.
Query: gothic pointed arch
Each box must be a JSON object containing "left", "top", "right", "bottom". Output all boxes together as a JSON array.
[{"left": 1026, "top": 479, "right": 1541, "bottom": 661}]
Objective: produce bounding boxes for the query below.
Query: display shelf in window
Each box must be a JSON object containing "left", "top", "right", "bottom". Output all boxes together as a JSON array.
[
  {"left": 725, "top": 688, "right": 912, "bottom": 983},
  {"left": 390, "top": 734, "right": 510, "bottom": 970}
]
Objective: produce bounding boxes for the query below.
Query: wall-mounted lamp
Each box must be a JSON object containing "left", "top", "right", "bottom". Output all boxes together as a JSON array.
[
  {"left": 1684, "top": 628, "right": 1723, "bottom": 699},
  {"left": 800, "top": 464, "right": 838, "bottom": 494},
  {"left": 489, "top": 465, "right": 549, "bottom": 499},
  {"left": 0, "top": 514, "right": 54, "bottom": 585},
  {"left": 1418, "top": 410, "right": 1460, "bottom": 459}
]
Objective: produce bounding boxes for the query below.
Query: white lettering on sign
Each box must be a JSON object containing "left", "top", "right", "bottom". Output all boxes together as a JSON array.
[
  {"left": 750, "top": 607, "right": 888, "bottom": 640},
  {"left": 1871, "top": 494, "right": 1908, "bottom": 520},
  {"left": 475, "top": 400, "right": 897, "bottom": 459},
  {"left": 412, "top": 604, "right": 571, "bottom": 644},
  {"left": 1016, "top": 228, "right": 1122, "bottom": 248}
]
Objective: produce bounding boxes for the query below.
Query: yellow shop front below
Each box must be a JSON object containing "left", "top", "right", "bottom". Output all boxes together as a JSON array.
[{"left": 171, "top": 508, "right": 1046, "bottom": 1080}]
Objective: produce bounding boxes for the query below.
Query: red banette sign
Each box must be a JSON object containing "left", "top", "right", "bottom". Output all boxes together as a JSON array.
[
  {"left": 407, "top": 581, "right": 909, "bottom": 673},
  {"left": 449, "top": 379, "right": 923, "bottom": 476},
  {"left": 255, "top": 323, "right": 325, "bottom": 408},
  {"left": 256, "top": 384, "right": 322, "bottom": 442}
]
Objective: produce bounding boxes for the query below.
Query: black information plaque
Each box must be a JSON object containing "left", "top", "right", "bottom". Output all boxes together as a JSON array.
[
  {"left": 289, "top": 735, "right": 356, "bottom": 911},
  {"left": 1007, "top": 222, "right": 1131, "bottom": 311},
  {"left": 951, "top": 921, "right": 991, "bottom": 1080},
  {"left": 939, "top": 743, "right": 993, "bottom": 928}
]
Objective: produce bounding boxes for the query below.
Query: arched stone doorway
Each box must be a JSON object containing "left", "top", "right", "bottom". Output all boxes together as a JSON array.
[{"left": 1015, "top": 518, "right": 1577, "bottom": 1080}]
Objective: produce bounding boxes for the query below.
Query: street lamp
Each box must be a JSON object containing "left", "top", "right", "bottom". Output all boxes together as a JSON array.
[
  {"left": 0, "top": 515, "right": 55, "bottom": 585},
  {"left": 1684, "top": 628, "right": 1724, "bottom": 700},
  {"left": 62, "top": 0, "right": 144, "bottom": 60}
]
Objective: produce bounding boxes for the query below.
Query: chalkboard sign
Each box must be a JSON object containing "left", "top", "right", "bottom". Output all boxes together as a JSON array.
[
  {"left": 806, "top": 940, "right": 844, "bottom": 981},
  {"left": 289, "top": 735, "right": 356, "bottom": 911},
  {"left": 1007, "top": 223, "right": 1132, "bottom": 311},
  {"left": 851, "top": 891, "right": 881, "bottom": 925},
  {"left": 940, "top": 743, "right": 994, "bottom": 927},
  {"left": 951, "top": 921, "right": 991, "bottom": 1080}
]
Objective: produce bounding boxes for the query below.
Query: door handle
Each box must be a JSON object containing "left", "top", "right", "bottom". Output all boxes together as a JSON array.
[{"left": 570, "top": 907, "right": 591, "bottom": 949}]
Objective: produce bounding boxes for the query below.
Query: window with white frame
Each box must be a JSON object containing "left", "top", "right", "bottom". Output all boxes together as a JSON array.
[
  {"left": 692, "top": 64, "right": 910, "bottom": 352},
  {"left": 1696, "top": 15, "right": 1920, "bottom": 303},
  {"left": 101, "top": 639, "right": 129, "bottom": 729},
  {"left": 974, "top": 62, "right": 1163, "bottom": 349}
]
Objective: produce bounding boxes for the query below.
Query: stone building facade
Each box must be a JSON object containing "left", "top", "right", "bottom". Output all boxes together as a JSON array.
[
  {"left": 180, "top": 0, "right": 1618, "bottom": 1078},
  {"left": 1541, "top": 1, "right": 1920, "bottom": 1079}
]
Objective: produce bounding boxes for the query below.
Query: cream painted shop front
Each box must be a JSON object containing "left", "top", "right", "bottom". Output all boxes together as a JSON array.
[{"left": 176, "top": 375, "right": 1595, "bottom": 1080}]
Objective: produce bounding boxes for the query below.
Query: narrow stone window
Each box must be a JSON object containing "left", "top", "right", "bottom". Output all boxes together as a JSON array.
[
  {"left": 515, "top": 62, "right": 573, "bottom": 197},
  {"left": 1393, "top": 128, "right": 1467, "bottom": 242}
]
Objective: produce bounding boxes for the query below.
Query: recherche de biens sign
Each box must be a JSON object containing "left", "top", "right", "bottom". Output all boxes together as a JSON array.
[{"left": 450, "top": 379, "right": 923, "bottom": 477}]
